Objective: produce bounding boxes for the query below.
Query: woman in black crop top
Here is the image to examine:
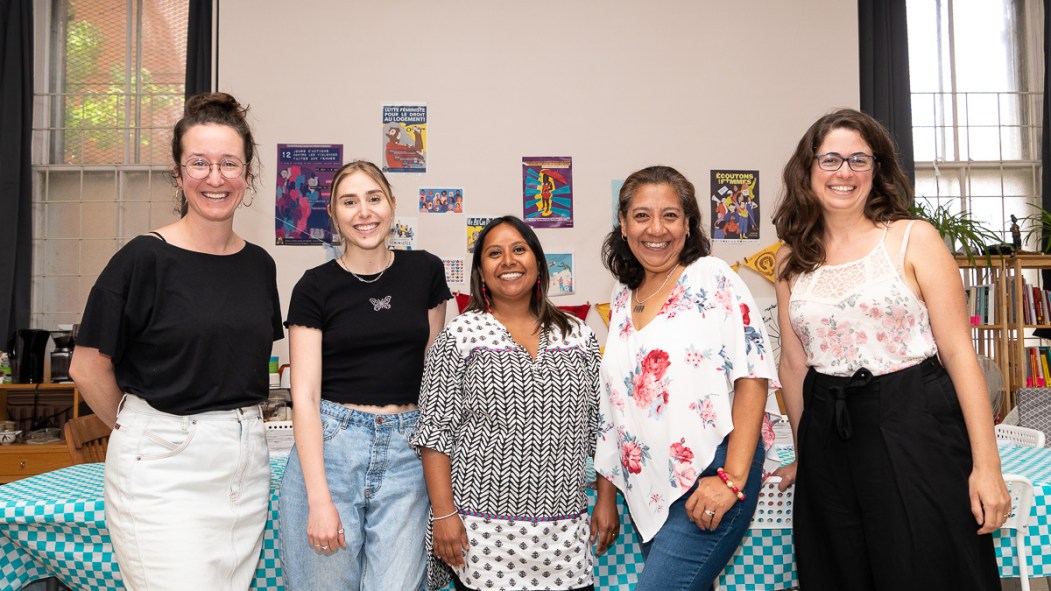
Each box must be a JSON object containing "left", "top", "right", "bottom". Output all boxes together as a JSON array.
[
  {"left": 69, "top": 93, "right": 283, "bottom": 591},
  {"left": 278, "top": 160, "right": 451, "bottom": 590}
]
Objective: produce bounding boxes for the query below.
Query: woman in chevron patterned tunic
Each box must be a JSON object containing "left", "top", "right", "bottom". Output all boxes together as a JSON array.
[
  {"left": 412, "top": 216, "right": 609, "bottom": 591},
  {"left": 594, "top": 165, "right": 781, "bottom": 591}
]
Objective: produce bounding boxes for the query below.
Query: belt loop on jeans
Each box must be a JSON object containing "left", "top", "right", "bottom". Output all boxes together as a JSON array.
[{"left": 830, "top": 367, "right": 874, "bottom": 440}]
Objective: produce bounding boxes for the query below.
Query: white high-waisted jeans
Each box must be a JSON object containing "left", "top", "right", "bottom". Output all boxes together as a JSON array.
[{"left": 104, "top": 394, "right": 270, "bottom": 591}]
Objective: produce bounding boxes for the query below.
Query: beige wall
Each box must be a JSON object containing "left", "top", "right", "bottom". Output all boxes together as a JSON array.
[{"left": 217, "top": 0, "right": 860, "bottom": 357}]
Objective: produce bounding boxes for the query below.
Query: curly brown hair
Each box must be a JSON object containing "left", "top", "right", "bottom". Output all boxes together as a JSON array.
[{"left": 772, "top": 109, "right": 914, "bottom": 281}]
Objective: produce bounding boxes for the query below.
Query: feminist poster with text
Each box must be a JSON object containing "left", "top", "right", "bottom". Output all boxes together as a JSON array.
[
  {"left": 523, "top": 156, "right": 573, "bottom": 228},
  {"left": 275, "top": 144, "right": 343, "bottom": 245},
  {"left": 710, "top": 169, "right": 760, "bottom": 241},
  {"left": 382, "top": 104, "right": 427, "bottom": 173}
]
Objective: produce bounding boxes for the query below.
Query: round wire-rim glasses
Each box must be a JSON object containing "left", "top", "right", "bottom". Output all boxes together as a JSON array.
[
  {"left": 814, "top": 153, "right": 877, "bottom": 172},
  {"left": 181, "top": 157, "right": 246, "bottom": 180}
]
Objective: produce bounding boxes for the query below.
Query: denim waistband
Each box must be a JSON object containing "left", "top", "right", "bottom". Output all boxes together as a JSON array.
[
  {"left": 319, "top": 399, "right": 419, "bottom": 430},
  {"left": 119, "top": 393, "right": 262, "bottom": 421}
]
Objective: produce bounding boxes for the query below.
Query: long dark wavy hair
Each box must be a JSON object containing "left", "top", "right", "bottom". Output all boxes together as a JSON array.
[
  {"left": 467, "top": 216, "right": 574, "bottom": 337},
  {"left": 601, "top": 165, "right": 711, "bottom": 289},
  {"left": 772, "top": 108, "right": 914, "bottom": 281},
  {"left": 171, "top": 92, "right": 259, "bottom": 217}
]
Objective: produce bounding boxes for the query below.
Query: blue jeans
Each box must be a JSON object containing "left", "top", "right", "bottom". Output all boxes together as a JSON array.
[
  {"left": 278, "top": 401, "right": 428, "bottom": 591},
  {"left": 635, "top": 438, "right": 764, "bottom": 591}
]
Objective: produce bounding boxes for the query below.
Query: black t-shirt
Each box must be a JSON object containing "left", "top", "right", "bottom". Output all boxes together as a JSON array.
[
  {"left": 77, "top": 235, "right": 284, "bottom": 414},
  {"left": 286, "top": 250, "right": 452, "bottom": 406}
]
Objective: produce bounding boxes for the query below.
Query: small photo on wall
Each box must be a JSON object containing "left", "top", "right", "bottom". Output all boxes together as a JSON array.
[
  {"left": 443, "top": 258, "right": 465, "bottom": 285},
  {"left": 418, "top": 188, "right": 464, "bottom": 213},
  {"left": 388, "top": 217, "right": 418, "bottom": 250},
  {"left": 611, "top": 179, "right": 624, "bottom": 228},
  {"left": 546, "top": 252, "right": 574, "bottom": 296}
]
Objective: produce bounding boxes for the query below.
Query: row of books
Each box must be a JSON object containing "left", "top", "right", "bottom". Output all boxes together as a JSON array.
[
  {"left": 966, "top": 281, "right": 1051, "bottom": 326},
  {"left": 1025, "top": 345, "right": 1051, "bottom": 387}
]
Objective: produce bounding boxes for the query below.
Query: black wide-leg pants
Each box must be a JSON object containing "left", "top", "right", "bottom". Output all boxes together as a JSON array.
[{"left": 794, "top": 357, "right": 1000, "bottom": 591}]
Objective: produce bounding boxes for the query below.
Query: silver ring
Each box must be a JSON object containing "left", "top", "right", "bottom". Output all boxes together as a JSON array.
[
  {"left": 320, "top": 545, "right": 329, "bottom": 550},
  {"left": 704, "top": 510, "right": 716, "bottom": 516},
  {"left": 337, "top": 529, "right": 345, "bottom": 534}
]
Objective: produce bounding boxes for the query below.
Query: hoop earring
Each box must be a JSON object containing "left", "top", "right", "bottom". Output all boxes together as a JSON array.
[
  {"left": 242, "top": 188, "right": 255, "bottom": 208},
  {"left": 482, "top": 283, "right": 493, "bottom": 314}
]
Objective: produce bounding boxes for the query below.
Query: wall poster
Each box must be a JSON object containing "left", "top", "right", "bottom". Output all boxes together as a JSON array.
[
  {"left": 522, "top": 156, "right": 573, "bottom": 228},
  {"left": 382, "top": 104, "right": 427, "bottom": 173},
  {"left": 275, "top": 144, "right": 343, "bottom": 245},
  {"left": 710, "top": 169, "right": 760, "bottom": 241},
  {"left": 467, "top": 217, "right": 497, "bottom": 253}
]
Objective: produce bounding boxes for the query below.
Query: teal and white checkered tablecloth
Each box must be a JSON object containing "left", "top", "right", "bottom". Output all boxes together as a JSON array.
[
  {"left": 2, "top": 446, "right": 1049, "bottom": 591},
  {"left": 0, "top": 458, "right": 287, "bottom": 591},
  {"left": 0, "top": 458, "right": 646, "bottom": 591}
]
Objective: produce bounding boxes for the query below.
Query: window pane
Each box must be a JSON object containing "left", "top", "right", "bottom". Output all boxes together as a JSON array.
[
  {"left": 952, "top": 0, "right": 1021, "bottom": 93},
  {"left": 53, "top": 0, "right": 186, "bottom": 165}
]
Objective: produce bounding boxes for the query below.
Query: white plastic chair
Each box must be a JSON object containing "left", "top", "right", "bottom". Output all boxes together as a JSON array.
[
  {"left": 750, "top": 475, "right": 794, "bottom": 529},
  {"left": 1002, "top": 474, "right": 1036, "bottom": 591},
  {"left": 995, "top": 424, "right": 1046, "bottom": 448}
]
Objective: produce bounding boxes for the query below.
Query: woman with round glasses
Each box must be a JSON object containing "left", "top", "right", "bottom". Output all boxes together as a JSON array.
[
  {"left": 771, "top": 108, "right": 1007, "bottom": 590},
  {"left": 70, "top": 93, "right": 283, "bottom": 590}
]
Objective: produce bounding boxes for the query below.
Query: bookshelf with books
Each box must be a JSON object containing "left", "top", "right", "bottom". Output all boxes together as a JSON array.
[{"left": 956, "top": 254, "right": 1051, "bottom": 414}]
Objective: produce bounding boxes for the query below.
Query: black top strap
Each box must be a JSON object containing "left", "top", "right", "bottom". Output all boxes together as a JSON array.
[{"left": 147, "top": 231, "right": 167, "bottom": 243}]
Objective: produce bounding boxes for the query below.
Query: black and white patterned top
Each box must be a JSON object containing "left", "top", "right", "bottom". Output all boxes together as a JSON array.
[{"left": 412, "top": 310, "right": 601, "bottom": 590}]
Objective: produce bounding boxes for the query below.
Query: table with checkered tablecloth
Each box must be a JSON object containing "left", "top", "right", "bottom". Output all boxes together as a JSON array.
[
  {"left": 0, "top": 457, "right": 646, "bottom": 591},
  {"left": 714, "top": 444, "right": 1051, "bottom": 591},
  {"left": 2, "top": 446, "right": 1049, "bottom": 591}
]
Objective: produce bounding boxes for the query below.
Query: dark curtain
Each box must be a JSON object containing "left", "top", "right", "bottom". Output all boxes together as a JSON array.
[
  {"left": 1039, "top": 0, "right": 1051, "bottom": 310},
  {"left": 858, "top": 0, "right": 916, "bottom": 186},
  {"left": 1042, "top": 0, "right": 1051, "bottom": 252},
  {"left": 184, "top": 0, "right": 212, "bottom": 98},
  {"left": 0, "top": 0, "right": 34, "bottom": 346}
]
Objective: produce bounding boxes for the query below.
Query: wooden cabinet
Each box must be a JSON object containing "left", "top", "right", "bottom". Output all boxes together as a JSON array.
[
  {"left": 0, "top": 384, "right": 80, "bottom": 483},
  {"left": 956, "top": 254, "right": 1051, "bottom": 415},
  {"left": 0, "top": 443, "right": 72, "bottom": 482}
]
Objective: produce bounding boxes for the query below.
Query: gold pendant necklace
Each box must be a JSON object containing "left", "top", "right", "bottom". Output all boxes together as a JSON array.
[
  {"left": 338, "top": 251, "right": 394, "bottom": 284},
  {"left": 632, "top": 265, "right": 679, "bottom": 313}
]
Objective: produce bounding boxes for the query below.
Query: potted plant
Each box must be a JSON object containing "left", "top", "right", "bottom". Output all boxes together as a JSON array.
[{"left": 910, "top": 200, "right": 1001, "bottom": 264}]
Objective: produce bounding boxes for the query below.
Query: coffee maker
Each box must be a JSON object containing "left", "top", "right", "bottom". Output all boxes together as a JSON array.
[
  {"left": 9, "top": 329, "right": 51, "bottom": 384},
  {"left": 50, "top": 330, "right": 75, "bottom": 382}
]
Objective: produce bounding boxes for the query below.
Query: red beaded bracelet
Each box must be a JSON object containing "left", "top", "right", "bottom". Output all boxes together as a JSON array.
[{"left": 716, "top": 467, "right": 745, "bottom": 501}]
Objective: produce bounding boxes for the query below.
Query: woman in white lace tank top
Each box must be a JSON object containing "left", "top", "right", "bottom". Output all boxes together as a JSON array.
[{"left": 771, "top": 109, "right": 1008, "bottom": 591}]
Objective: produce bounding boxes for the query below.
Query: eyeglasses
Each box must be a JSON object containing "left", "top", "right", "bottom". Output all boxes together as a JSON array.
[
  {"left": 814, "top": 153, "right": 877, "bottom": 172},
  {"left": 181, "top": 157, "right": 246, "bottom": 180}
]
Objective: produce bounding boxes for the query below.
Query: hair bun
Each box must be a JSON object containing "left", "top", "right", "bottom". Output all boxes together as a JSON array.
[{"left": 184, "top": 92, "right": 248, "bottom": 120}]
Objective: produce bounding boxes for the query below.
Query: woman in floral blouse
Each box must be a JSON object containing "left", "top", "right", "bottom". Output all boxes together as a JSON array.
[{"left": 594, "top": 165, "right": 780, "bottom": 590}]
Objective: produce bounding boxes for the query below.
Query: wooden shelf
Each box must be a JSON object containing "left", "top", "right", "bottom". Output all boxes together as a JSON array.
[
  {"left": 0, "top": 383, "right": 81, "bottom": 483},
  {"left": 956, "top": 254, "right": 1051, "bottom": 415}
]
